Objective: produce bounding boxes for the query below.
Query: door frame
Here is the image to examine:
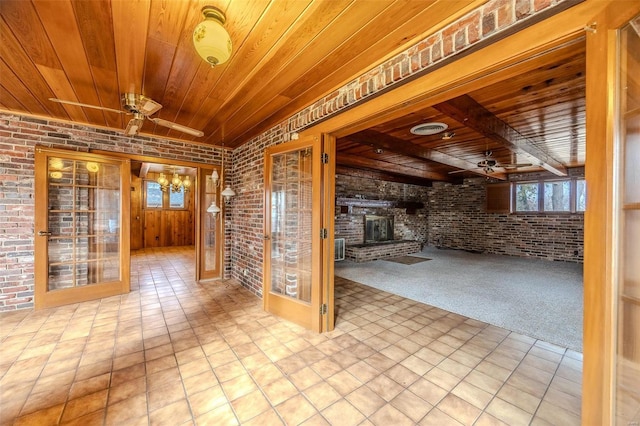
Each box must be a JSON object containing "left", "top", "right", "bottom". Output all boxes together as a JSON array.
[
  {"left": 296, "top": 0, "right": 630, "bottom": 420},
  {"left": 34, "top": 146, "right": 131, "bottom": 309},
  {"left": 196, "top": 167, "right": 223, "bottom": 281},
  {"left": 263, "top": 135, "right": 325, "bottom": 332},
  {"left": 92, "top": 150, "right": 223, "bottom": 281},
  {"left": 584, "top": 3, "right": 640, "bottom": 423}
]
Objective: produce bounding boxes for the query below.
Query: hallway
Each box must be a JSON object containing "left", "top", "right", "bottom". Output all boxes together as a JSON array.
[{"left": 0, "top": 247, "right": 582, "bottom": 425}]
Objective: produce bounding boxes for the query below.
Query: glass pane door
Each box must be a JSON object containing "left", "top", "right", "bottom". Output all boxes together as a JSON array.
[
  {"left": 615, "top": 15, "right": 640, "bottom": 424},
  {"left": 34, "top": 148, "right": 130, "bottom": 309},
  {"left": 198, "top": 168, "right": 221, "bottom": 280},
  {"left": 264, "top": 136, "right": 322, "bottom": 331},
  {"left": 270, "top": 147, "right": 313, "bottom": 302}
]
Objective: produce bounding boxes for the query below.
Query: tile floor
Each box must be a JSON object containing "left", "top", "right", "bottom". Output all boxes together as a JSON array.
[{"left": 0, "top": 246, "right": 582, "bottom": 425}]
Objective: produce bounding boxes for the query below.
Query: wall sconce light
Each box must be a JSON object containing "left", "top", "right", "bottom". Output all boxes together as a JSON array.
[
  {"left": 211, "top": 169, "right": 219, "bottom": 187},
  {"left": 207, "top": 199, "right": 221, "bottom": 218},
  {"left": 221, "top": 184, "right": 236, "bottom": 204},
  {"left": 193, "top": 6, "right": 232, "bottom": 67}
]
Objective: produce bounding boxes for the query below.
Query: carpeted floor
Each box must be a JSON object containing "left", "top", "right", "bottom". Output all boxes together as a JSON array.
[{"left": 335, "top": 246, "right": 583, "bottom": 352}]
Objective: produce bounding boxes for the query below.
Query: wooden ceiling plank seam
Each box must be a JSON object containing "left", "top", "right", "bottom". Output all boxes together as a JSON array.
[
  {"left": 36, "top": 65, "right": 91, "bottom": 123},
  {"left": 208, "top": 0, "right": 308, "bottom": 103},
  {"left": 111, "top": 0, "right": 150, "bottom": 98},
  {"left": 222, "top": 0, "right": 485, "bottom": 146},
  {"left": 0, "top": 59, "right": 51, "bottom": 116},
  {"left": 433, "top": 94, "right": 568, "bottom": 176},
  {"left": 151, "top": 1, "right": 234, "bottom": 136},
  {"left": 211, "top": 0, "right": 399, "bottom": 141},
  {"left": 0, "top": 82, "right": 30, "bottom": 114},
  {"left": 165, "top": 0, "right": 278, "bottom": 139},
  {"left": 189, "top": 0, "right": 354, "bottom": 141},
  {"left": 182, "top": 0, "right": 321, "bottom": 142},
  {"left": 71, "top": 0, "right": 123, "bottom": 128},
  {"left": 141, "top": 0, "right": 192, "bottom": 103},
  {"left": 281, "top": 0, "right": 449, "bottom": 100},
  {"left": 0, "top": 17, "right": 71, "bottom": 120},
  {"left": 0, "top": 0, "right": 62, "bottom": 69},
  {"left": 337, "top": 151, "right": 454, "bottom": 183},
  {"left": 343, "top": 129, "right": 507, "bottom": 181},
  {"left": 145, "top": 0, "right": 233, "bottom": 137},
  {"left": 32, "top": 0, "right": 106, "bottom": 126}
]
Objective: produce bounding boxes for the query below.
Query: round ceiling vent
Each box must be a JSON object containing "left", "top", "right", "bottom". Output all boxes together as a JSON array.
[{"left": 410, "top": 122, "right": 448, "bottom": 135}]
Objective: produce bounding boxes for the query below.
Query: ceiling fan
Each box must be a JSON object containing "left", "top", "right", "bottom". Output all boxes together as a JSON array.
[
  {"left": 450, "top": 150, "right": 532, "bottom": 174},
  {"left": 48, "top": 93, "right": 204, "bottom": 137}
]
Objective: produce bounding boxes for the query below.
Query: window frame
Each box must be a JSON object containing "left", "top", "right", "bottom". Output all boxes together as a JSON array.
[
  {"left": 511, "top": 177, "right": 585, "bottom": 214},
  {"left": 143, "top": 178, "right": 189, "bottom": 211}
]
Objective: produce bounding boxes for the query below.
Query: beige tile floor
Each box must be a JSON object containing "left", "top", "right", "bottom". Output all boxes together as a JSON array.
[{"left": 0, "top": 246, "right": 582, "bottom": 425}]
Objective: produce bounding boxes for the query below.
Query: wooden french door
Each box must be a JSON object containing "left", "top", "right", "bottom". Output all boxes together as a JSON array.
[
  {"left": 34, "top": 147, "right": 130, "bottom": 309},
  {"left": 584, "top": 3, "right": 640, "bottom": 423},
  {"left": 263, "top": 135, "right": 327, "bottom": 331},
  {"left": 197, "top": 167, "right": 222, "bottom": 280}
]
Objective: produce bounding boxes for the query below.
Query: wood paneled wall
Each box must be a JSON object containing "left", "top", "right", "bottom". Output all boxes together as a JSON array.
[{"left": 131, "top": 172, "right": 195, "bottom": 249}]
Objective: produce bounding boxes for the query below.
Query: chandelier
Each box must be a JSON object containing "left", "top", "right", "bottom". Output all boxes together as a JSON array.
[{"left": 157, "top": 170, "right": 191, "bottom": 193}]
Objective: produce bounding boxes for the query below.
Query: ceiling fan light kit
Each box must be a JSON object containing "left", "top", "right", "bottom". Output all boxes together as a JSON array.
[{"left": 193, "top": 6, "right": 232, "bottom": 67}]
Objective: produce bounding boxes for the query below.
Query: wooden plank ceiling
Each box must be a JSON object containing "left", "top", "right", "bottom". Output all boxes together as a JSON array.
[
  {"left": 0, "top": 0, "right": 483, "bottom": 148},
  {"left": 337, "top": 37, "right": 586, "bottom": 184},
  {"left": 0, "top": 0, "right": 586, "bottom": 185}
]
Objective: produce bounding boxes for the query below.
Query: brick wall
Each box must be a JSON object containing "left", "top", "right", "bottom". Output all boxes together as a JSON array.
[
  {"left": 427, "top": 171, "right": 584, "bottom": 262},
  {"left": 1, "top": 0, "right": 570, "bottom": 308},
  {"left": 345, "top": 241, "right": 422, "bottom": 263},
  {"left": 0, "top": 113, "right": 222, "bottom": 311},
  {"left": 228, "top": 0, "right": 570, "bottom": 295}
]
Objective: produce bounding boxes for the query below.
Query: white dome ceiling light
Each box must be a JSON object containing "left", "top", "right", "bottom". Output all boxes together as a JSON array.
[{"left": 193, "top": 6, "right": 232, "bottom": 67}]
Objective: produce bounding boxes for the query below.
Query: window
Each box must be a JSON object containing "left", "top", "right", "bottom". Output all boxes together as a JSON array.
[
  {"left": 145, "top": 181, "right": 163, "bottom": 208},
  {"left": 169, "top": 187, "right": 185, "bottom": 208},
  {"left": 145, "top": 180, "right": 188, "bottom": 209},
  {"left": 512, "top": 178, "right": 585, "bottom": 213},
  {"left": 515, "top": 183, "right": 539, "bottom": 212},
  {"left": 544, "top": 181, "right": 570, "bottom": 211},
  {"left": 576, "top": 179, "right": 586, "bottom": 211}
]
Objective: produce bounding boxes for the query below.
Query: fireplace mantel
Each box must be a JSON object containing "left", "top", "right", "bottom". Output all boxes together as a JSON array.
[{"left": 336, "top": 197, "right": 424, "bottom": 214}]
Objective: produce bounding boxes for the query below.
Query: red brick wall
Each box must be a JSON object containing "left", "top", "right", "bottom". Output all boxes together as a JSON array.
[
  {"left": 228, "top": 0, "right": 570, "bottom": 295},
  {"left": 427, "top": 171, "right": 584, "bottom": 262},
  {"left": 0, "top": 114, "right": 222, "bottom": 311},
  {"left": 1, "top": 0, "right": 570, "bottom": 308}
]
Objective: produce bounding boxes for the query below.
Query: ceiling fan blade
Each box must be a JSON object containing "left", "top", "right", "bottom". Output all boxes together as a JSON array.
[
  {"left": 150, "top": 118, "right": 204, "bottom": 137},
  {"left": 124, "top": 116, "right": 145, "bottom": 136},
  {"left": 48, "top": 98, "right": 123, "bottom": 115}
]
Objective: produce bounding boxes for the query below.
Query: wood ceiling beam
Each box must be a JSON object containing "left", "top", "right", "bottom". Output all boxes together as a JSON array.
[
  {"left": 341, "top": 130, "right": 507, "bottom": 180},
  {"left": 337, "top": 152, "right": 455, "bottom": 183},
  {"left": 433, "top": 95, "right": 568, "bottom": 176},
  {"left": 335, "top": 165, "right": 434, "bottom": 187}
]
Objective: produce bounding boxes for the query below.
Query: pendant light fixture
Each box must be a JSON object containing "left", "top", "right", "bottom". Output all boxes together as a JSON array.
[
  {"left": 207, "top": 126, "right": 234, "bottom": 217},
  {"left": 220, "top": 125, "right": 235, "bottom": 204},
  {"left": 193, "top": 6, "right": 232, "bottom": 67}
]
